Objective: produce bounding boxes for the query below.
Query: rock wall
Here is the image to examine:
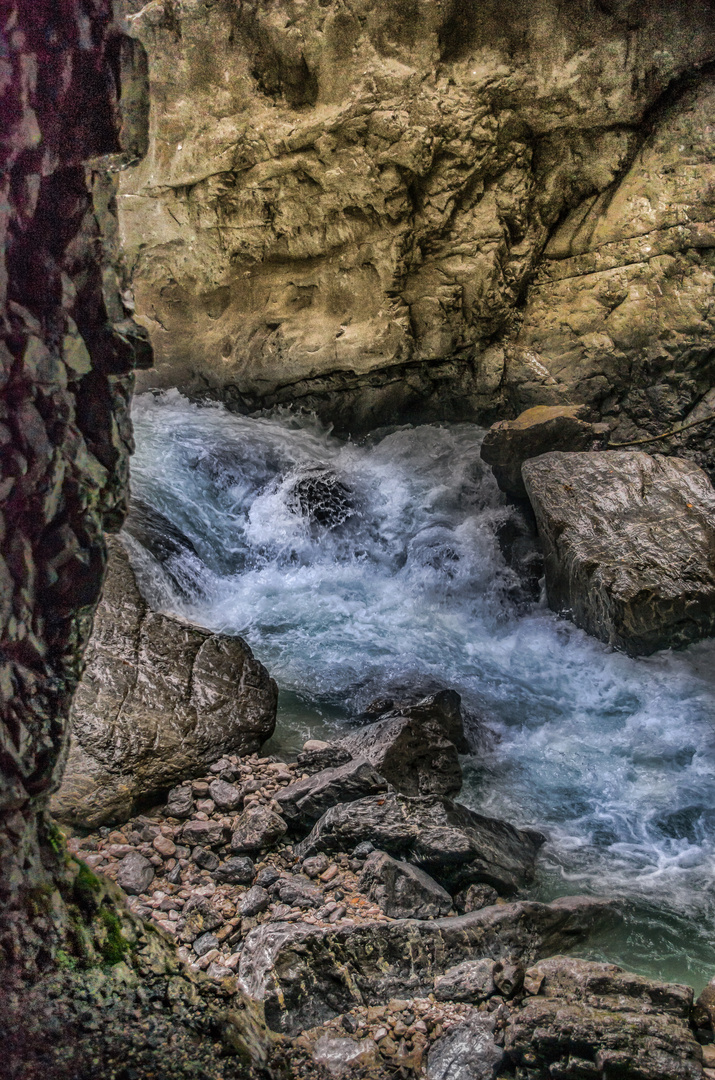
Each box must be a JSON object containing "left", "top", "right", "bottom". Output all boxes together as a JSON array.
[
  {"left": 0, "top": 0, "right": 151, "bottom": 971},
  {"left": 0, "top": 10, "right": 276, "bottom": 1074},
  {"left": 120, "top": 0, "right": 715, "bottom": 454}
]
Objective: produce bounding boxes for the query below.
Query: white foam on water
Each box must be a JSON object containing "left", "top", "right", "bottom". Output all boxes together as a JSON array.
[{"left": 129, "top": 390, "right": 715, "bottom": 989}]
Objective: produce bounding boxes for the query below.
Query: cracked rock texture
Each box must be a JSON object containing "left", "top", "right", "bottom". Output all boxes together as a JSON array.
[
  {"left": 52, "top": 536, "right": 277, "bottom": 828},
  {"left": 120, "top": 0, "right": 715, "bottom": 460},
  {"left": 237, "top": 895, "right": 618, "bottom": 1034},
  {"left": 522, "top": 450, "right": 715, "bottom": 655}
]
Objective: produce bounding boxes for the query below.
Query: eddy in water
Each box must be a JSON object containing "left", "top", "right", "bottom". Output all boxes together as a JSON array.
[{"left": 126, "top": 389, "right": 715, "bottom": 990}]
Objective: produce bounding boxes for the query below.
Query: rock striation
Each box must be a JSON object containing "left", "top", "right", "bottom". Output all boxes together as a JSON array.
[
  {"left": 52, "top": 537, "right": 277, "bottom": 827},
  {"left": 119, "top": 0, "right": 715, "bottom": 471},
  {"left": 522, "top": 450, "right": 715, "bottom": 655}
]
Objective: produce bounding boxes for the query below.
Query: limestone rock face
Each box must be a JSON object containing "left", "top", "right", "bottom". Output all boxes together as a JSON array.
[
  {"left": 52, "top": 538, "right": 277, "bottom": 827},
  {"left": 505, "top": 957, "right": 701, "bottom": 1080},
  {"left": 119, "top": 0, "right": 715, "bottom": 455},
  {"left": 237, "top": 895, "right": 618, "bottom": 1034},
  {"left": 522, "top": 451, "right": 715, "bottom": 655}
]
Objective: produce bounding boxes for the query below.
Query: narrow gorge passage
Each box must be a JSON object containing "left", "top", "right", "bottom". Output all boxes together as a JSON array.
[{"left": 126, "top": 390, "right": 715, "bottom": 993}]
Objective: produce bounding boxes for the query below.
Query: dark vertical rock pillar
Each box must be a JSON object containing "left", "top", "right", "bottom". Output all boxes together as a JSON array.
[{"left": 0, "top": 0, "right": 150, "bottom": 973}]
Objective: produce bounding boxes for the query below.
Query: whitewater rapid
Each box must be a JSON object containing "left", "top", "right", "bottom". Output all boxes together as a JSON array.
[{"left": 127, "top": 390, "right": 715, "bottom": 990}]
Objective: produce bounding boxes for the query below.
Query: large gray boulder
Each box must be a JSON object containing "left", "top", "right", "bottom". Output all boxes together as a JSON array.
[
  {"left": 237, "top": 896, "right": 618, "bottom": 1034},
  {"left": 51, "top": 537, "right": 277, "bottom": 827},
  {"left": 522, "top": 451, "right": 715, "bottom": 655},
  {"left": 295, "top": 791, "right": 545, "bottom": 895},
  {"left": 338, "top": 690, "right": 467, "bottom": 798},
  {"left": 426, "top": 1016, "right": 504, "bottom": 1080}
]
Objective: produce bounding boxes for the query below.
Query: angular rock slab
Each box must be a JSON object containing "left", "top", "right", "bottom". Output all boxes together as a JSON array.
[
  {"left": 358, "top": 850, "right": 453, "bottom": 919},
  {"left": 275, "top": 757, "right": 388, "bottom": 833},
  {"left": 339, "top": 690, "right": 466, "bottom": 798},
  {"left": 480, "top": 404, "right": 600, "bottom": 498},
  {"left": 522, "top": 451, "right": 715, "bottom": 655},
  {"left": 52, "top": 537, "right": 277, "bottom": 827},
  {"left": 506, "top": 958, "right": 702, "bottom": 1080},
  {"left": 295, "top": 791, "right": 545, "bottom": 895},
  {"left": 237, "top": 896, "right": 618, "bottom": 1035}
]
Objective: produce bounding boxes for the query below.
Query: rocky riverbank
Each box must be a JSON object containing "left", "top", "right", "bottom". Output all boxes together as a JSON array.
[{"left": 57, "top": 698, "right": 715, "bottom": 1080}]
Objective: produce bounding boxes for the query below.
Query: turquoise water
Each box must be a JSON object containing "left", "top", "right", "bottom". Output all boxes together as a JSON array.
[{"left": 128, "top": 390, "right": 715, "bottom": 991}]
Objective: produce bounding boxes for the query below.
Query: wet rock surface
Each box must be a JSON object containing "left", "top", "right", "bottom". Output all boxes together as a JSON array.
[
  {"left": 121, "top": 0, "right": 715, "bottom": 469},
  {"left": 426, "top": 1015, "right": 503, "bottom": 1080},
  {"left": 237, "top": 895, "right": 618, "bottom": 1034},
  {"left": 51, "top": 538, "right": 277, "bottom": 827},
  {"left": 358, "top": 851, "right": 453, "bottom": 920},
  {"left": 480, "top": 405, "right": 605, "bottom": 498},
  {"left": 295, "top": 791, "right": 545, "bottom": 895},
  {"left": 339, "top": 691, "right": 467, "bottom": 797},
  {"left": 522, "top": 451, "right": 715, "bottom": 655}
]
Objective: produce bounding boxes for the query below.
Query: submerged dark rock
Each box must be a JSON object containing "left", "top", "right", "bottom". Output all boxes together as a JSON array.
[
  {"left": 286, "top": 467, "right": 354, "bottom": 529},
  {"left": 295, "top": 791, "right": 545, "bottom": 896},
  {"left": 522, "top": 451, "right": 715, "bottom": 655}
]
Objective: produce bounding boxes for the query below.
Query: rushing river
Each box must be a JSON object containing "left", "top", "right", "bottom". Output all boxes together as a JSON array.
[{"left": 128, "top": 390, "right": 715, "bottom": 991}]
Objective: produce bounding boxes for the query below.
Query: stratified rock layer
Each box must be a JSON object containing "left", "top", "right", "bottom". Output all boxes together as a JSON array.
[
  {"left": 522, "top": 450, "right": 715, "bottom": 655},
  {"left": 237, "top": 896, "right": 617, "bottom": 1034},
  {"left": 52, "top": 537, "right": 277, "bottom": 827},
  {"left": 120, "top": 0, "right": 715, "bottom": 464}
]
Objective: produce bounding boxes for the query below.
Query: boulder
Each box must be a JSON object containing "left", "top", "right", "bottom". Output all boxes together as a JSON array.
[
  {"left": 181, "top": 819, "right": 226, "bottom": 849},
  {"left": 295, "top": 792, "right": 545, "bottom": 896},
  {"left": 522, "top": 451, "right": 715, "bottom": 654},
  {"left": 237, "top": 896, "right": 618, "bottom": 1034},
  {"left": 208, "top": 778, "right": 243, "bottom": 811},
  {"left": 338, "top": 690, "right": 467, "bottom": 798},
  {"left": 358, "top": 851, "right": 453, "bottom": 919},
  {"left": 275, "top": 875, "right": 323, "bottom": 910},
  {"left": 51, "top": 537, "right": 277, "bottom": 827},
  {"left": 165, "top": 784, "right": 194, "bottom": 819},
  {"left": 212, "top": 856, "right": 255, "bottom": 885},
  {"left": 480, "top": 404, "right": 603, "bottom": 498},
  {"left": 275, "top": 757, "right": 388, "bottom": 832},
  {"left": 426, "top": 1016, "right": 504, "bottom": 1080},
  {"left": 506, "top": 958, "right": 701, "bottom": 1080},
  {"left": 240, "top": 886, "right": 271, "bottom": 917},
  {"left": 230, "top": 804, "right": 287, "bottom": 854},
  {"left": 116, "top": 852, "right": 154, "bottom": 896}
]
